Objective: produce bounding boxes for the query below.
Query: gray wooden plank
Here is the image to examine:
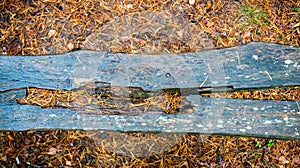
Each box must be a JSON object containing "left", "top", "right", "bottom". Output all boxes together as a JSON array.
[
  {"left": 1, "top": 42, "right": 299, "bottom": 92},
  {"left": 0, "top": 42, "right": 299, "bottom": 139},
  {"left": 0, "top": 89, "right": 299, "bottom": 139}
]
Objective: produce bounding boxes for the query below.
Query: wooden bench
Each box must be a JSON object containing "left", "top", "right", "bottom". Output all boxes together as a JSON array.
[{"left": 0, "top": 42, "right": 299, "bottom": 140}]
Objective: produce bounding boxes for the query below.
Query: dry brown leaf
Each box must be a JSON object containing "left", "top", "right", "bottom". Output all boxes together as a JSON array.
[
  {"left": 189, "top": 0, "right": 195, "bottom": 5},
  {"left": 67, "top": 42, "right": 74, "bottom": 51},
  {"left": 47, "top": 147, "right": 57, "bottom": 155},
  {"left": 279, "top": 156, "right": 290, "bottom": 164},
  {"left": 243, "top": 30, "right": 252, "bottom": 43},
  {"left": 7, "top": 134, "right": 14, "bottom": 141},
  {"left": 48, "top": 30, "right": 57, "bottom": 37}
]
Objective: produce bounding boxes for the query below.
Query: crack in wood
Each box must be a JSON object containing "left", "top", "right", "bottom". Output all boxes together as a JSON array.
[{"left": 3, "top": 82, "right": 298, "bottom": 116}]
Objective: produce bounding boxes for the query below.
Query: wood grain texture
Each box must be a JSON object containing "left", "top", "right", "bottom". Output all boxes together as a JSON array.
[{"left": 0, "top": 42, "right": 299, "bottom": 139}]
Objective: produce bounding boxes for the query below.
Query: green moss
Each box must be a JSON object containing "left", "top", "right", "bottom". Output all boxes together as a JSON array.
[
  {"left": 267, "top": 140, "right": 275, "bottom": 147},
  {"left": 239, "top": 5, "right": 269, "bottom": 26}
]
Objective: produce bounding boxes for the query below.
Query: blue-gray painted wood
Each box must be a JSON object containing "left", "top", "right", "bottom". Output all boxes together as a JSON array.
[
  {"left": 0, "top": 42, "right": 299, "bottom": 139},
  {"left": 1, "top": 90, "right": 299, "bottom": 139},
  {"left": 1, "top": 42, "right": 299, "bottom": 91}
]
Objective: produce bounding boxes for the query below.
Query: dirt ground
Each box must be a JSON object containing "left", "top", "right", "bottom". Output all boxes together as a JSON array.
[{"left": 0, "top": 0, "right": 300, "bottom": 167}]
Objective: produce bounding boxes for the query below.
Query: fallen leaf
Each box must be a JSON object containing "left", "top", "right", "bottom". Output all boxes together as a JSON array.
[
  {"left": 66, "top": 160, "right": 72, "bottom": 166},
  {"left": 126, "top": 4, "right": 133, "bottom": 9},
  {"left": 189, "top": 0, "right": 195, "bottom": 5},
  {"left": 7, "top": 134, "right": 14, "bottom": 141},
  {"left": 293, "top": 22, "right": 300, "bottom": 28},
  {"left": 207, "top": 20, "right": 214, "bottom": 27},
  {"left": 243, "top": 30, "right": 252, "bottom": 43},
  {"left": 1, "top": 156, "right": 7, "bottom": 162},
  {"left": 47, "top": 147, "right": 57, "bottom": 155},
  {"left": 293, "top": 157, "right": 300, "bottom": 164},
  {"left": 67, "top": 42, "right": 74, "bottom": 51},
  {"left": 279, "top": 156, "right": 290, "bottom": 164},
  {"left": 48, "top": 30, "right": 56, "bottom": 37}
]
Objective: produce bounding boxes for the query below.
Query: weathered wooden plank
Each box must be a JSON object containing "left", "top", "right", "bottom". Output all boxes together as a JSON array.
[
  {"left": 0, "top": 89, "right": 299, "bottom": 139},
  {"left": 0, "top": 42, "right": 299, "bottom": 139},
  {"left": 1, "top": 42, "right": 299, "bottom": 91}
]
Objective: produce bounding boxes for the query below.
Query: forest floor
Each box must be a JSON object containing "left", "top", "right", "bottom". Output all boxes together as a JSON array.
[{"left": 0, "top": 0, "right": 299, "bottom": 167}]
